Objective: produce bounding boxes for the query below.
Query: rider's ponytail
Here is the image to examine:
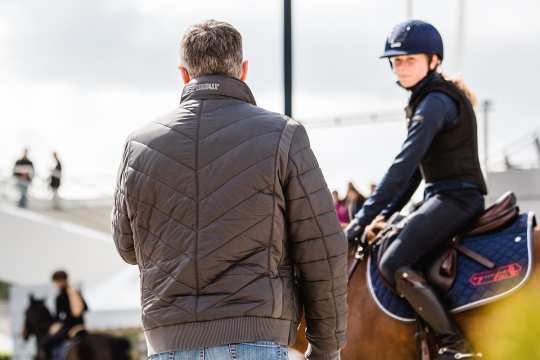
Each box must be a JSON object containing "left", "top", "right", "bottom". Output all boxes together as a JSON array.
[
  {"left": 442, "top": 74, "right": 478, "bottom": 107},
  {"left": 429, "top": 55, "right": 478, "bottom": 107}
]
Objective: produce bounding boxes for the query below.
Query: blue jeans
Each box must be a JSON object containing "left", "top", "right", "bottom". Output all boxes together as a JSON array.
[
  {"left": 16, "top": 180, "right": 29, "bottom": 208},
  {"left": 149, "top": 341, "right": 288, "bottom": 360}
]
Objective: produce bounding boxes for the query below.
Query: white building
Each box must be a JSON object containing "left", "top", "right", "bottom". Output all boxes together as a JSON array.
[
  {"left": 487, "top": 168, "right": 540, "bottom": 216},
  {"left": 0, "top": 203, "right": 141, "bottom": 359}
]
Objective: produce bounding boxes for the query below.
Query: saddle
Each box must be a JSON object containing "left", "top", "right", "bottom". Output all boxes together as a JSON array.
[
  {"left": 467, "top": 191, "right": 519, "bottom": 236},
  {"left": 377, "top": 191, "right": 520, "bottom": 293}
]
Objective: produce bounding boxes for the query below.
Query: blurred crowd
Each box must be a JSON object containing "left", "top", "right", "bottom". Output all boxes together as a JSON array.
[{"left": 332, "top": 181, "right": 375, "bottom": 229}]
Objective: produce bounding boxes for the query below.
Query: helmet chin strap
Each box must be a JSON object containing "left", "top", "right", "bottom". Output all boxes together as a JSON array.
[{"left": 426, "top": 53, "right": 441, "bottom": 76}]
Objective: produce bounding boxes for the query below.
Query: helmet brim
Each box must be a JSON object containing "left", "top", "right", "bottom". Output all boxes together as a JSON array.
[{"left": 379, "top": 49, "right": 421, "bottom": 59}]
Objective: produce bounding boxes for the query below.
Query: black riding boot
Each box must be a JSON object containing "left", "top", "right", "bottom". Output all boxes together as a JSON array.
[{"left": 395, "top": 266, "right": 482, "bottom": 359}]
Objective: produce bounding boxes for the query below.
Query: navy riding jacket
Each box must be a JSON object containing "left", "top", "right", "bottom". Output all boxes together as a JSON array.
[{"left": 353, "top": 74, "right": 460, "bottom": 227}]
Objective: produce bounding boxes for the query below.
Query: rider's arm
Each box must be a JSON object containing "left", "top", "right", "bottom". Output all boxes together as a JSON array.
[
  {"left": 67, "top": 287, "right": 85, "bottom": 318},
  {"left": 112, "top": 138, "right": 137, "bottom": 265},
  {"left": 353, "top": 92, "right": 458, "bottom": 227},
  {"left": 380, "top": 167, "right": 422, "bottom": 219}
]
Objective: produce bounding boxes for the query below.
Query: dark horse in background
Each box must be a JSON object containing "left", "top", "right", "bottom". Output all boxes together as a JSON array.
[
  {"left": 292, "top": 195, "right": 540, "bottom": 360},
  {"left": 23, "top": 295, "right": 131, "bottom": 360}
]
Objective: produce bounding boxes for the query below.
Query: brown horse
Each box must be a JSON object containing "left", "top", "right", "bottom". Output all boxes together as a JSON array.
[{"left": 292, "top": 225, "right": 540, "bottom": 360}]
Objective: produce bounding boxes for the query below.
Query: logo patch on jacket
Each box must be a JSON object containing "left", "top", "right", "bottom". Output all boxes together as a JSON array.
[
  {"left": 185, "top": 83, "right": 221, "bottom": 94},
  {"left": 411, "top": 114, "right": 424, "bottom": 123}
]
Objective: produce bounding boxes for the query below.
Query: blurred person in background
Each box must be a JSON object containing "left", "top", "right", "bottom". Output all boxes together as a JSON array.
[
  {"left": 12, "top": 148, "right": 35, "bottom": 208},
  {"left": 43, "top": 270, "right": 88, "bottom": 359},
  {"left": 49, "top": 151, "right": 62, "bottom": 209},
  {"left": 332, "top": 190, "right": 350, "bottom": 228},
  {"left": 345, "top": 182, "right": 366, "bottom": 220}
]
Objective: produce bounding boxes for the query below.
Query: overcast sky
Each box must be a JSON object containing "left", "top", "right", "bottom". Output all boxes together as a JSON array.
[{"left": 1, "top": 0, "right": 539, "bottom": 197}]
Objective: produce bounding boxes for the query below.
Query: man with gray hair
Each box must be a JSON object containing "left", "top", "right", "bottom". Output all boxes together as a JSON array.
[{"left": 112, "top": 20, "right": 348, "bottom": 360}]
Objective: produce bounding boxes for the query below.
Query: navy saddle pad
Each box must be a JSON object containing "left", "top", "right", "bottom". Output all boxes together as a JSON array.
[{"left": 367, "top": 212, "right": 536, "bottom": 322}]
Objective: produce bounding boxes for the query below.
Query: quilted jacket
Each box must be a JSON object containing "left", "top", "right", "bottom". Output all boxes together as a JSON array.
[{"left": 112, "top": 75, "right": 348, "bottom": 357}]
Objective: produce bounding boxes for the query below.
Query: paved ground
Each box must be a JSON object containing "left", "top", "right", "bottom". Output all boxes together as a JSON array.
[
  {"left": 36, "top": 201, "right": 112, "bottom": 233},
  {"left": 1, "top": 196, "right": 113, "bottom": 234}
]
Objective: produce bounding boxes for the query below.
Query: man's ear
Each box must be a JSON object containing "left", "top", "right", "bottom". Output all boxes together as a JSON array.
[
  {"left": 179, "top": 65, "right": 191, "bottom": 84},
  {"left": 240, "top": 60, "right": 249, "bottom": 81}
]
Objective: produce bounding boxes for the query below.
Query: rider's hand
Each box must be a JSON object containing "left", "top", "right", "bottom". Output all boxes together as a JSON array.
[
  {"left": 344, "top": 218, "right": 365, "bottom": 245},
  {"left": 364, "top": 215, "right": 387, "bottom": 244},
  {"left": 49, "top": 322, "right": 62, "bottom": 335}
]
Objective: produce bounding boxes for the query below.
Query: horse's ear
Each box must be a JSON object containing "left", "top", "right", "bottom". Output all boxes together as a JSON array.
[{"left": 29, "top": 294, "right": 35, "bottom": 303}]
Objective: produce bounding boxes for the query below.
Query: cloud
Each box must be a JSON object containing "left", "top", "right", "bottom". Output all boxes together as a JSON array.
[
  {"left": 1, "top": 0, "right": 539, "bottom": 193},
  {"left": 4, "top": 0, "right": 538, "bottom": 99},
  {"left": 2, "top": 0, "right": 176, "bottom": 90},
  {"left": 1, "top": 0, "right": 284, "bottom": 95}
]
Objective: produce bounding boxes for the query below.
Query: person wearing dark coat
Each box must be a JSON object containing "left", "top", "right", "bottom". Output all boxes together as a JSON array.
[{"left": 12, "top": 148, "right": 35, "bottom": 208}]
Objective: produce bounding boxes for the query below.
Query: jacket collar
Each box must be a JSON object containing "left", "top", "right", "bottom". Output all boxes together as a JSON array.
[
  {"left": 408, "top": 71, "right": 441, "bottom": 98},
  {"left": 180, "top": 74, "right": 256, "bottom": 106},
  {"left": 404, "top": 72, "right": 443, "bottom": 122}
]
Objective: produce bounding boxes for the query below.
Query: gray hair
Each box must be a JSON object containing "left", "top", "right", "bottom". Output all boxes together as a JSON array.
[{"left": 181, "top": 20, "right": 243, "bottom": 79}]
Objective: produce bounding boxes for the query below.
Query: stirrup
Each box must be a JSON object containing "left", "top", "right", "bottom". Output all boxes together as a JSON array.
[{"left": 438, "top": 347, "right": 483, "bottom": 359}]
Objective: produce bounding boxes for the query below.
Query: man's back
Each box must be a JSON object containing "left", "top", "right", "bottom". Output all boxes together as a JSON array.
[
  {"left": 117, "top": 74, "right": 293, "bottom": 323},
  {"left": 113, "top": 75, "right": 347, "bottom": 357},
  {"left": 112, "top": 20, "right": 347, "bottom": 360}
]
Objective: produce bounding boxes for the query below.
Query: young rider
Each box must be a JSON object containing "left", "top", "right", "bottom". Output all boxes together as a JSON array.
[{"left": 346, "top": 20, "right": 487, "bottom": 359}]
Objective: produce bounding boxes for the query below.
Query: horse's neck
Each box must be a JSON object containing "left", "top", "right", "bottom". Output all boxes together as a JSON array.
[
  {"left": 34, "top": 331, "right": 48, "bottom": 342},
  {"left": 33, "top": 315, "right": 54, "bottom": 338},
  {"left": 36, "top": 321, "right": 53, "bottom": 337}
]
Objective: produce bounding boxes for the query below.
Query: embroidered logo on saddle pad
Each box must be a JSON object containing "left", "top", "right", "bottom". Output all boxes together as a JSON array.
[{"left": 469, "top": 263, "right": 523, "bottom": 287}]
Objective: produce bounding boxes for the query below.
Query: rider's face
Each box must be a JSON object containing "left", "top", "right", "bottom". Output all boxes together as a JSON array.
[
  {"left": 390, "top": 54, "right": 431, "bottom": 88},
  {"left": 53, "top": 280, "right": 67, "bottom": 289}
]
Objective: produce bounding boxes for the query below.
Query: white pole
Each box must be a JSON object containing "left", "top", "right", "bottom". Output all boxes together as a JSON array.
[
  {"left": 483, "top": 100, "right": 492, "bottom": 180},
  {"left": 456, "top": 0, "right": 465, "bottom": 73}
]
